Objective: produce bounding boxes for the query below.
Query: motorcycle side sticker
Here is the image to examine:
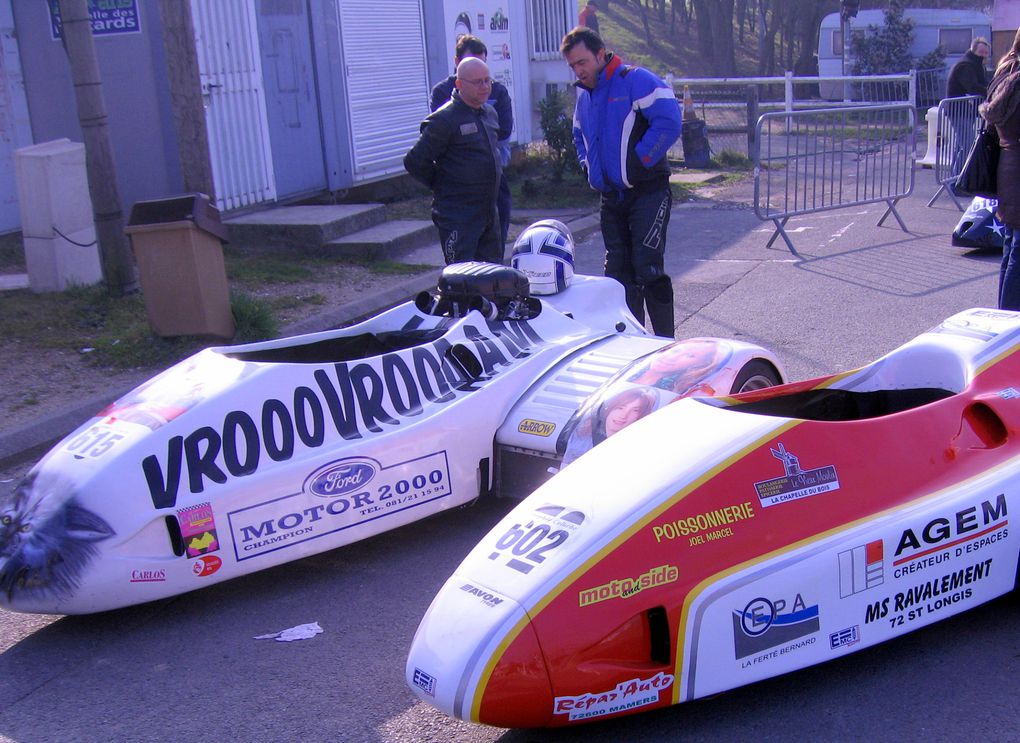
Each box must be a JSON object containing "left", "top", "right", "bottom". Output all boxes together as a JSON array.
[
  {"left": 227, "top": 450, "right": 452, "bottom": 561},
  {"left": 141, "top": 320, "right": 548, "bottom": 510},
  {"left": 732, "top": 593, "right": 820, "bottom": 662},
  {"left": 553, "top": 672, "right": 674, "bottom": 722},
  {"left": 753, "top": 443, "right": 840, "bottom": 508},
  {"left": 177, "top": 502, "right": 219, "bottom": 557},
  {"left": 837, "top": 540, "right": 884, "bottom": 597}
]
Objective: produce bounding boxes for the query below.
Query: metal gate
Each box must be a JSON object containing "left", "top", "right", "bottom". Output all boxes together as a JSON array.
[
  {"left": 191, "top": 0, "right": 277, "bottom": 211},
  {"left": 339, "top": 0, "right": 429, "bottom": 180},
  {"left": 754, "top": 104, "right": 916, "bottom": 255},
  {"left": 928, "top": 94, "right": 981, "bottom": 211}
]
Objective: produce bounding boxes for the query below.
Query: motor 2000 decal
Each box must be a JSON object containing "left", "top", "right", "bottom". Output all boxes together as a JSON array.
[{"left": 227, "top": 451, "right": 452, "bottom": 560}]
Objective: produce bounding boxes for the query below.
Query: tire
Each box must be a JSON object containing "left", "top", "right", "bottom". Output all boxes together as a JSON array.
[{"left": 729, "top": 360, "right": 781, "bottom": 394}]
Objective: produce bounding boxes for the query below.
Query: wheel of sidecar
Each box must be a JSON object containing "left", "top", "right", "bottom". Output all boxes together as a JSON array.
[{"left": 730, "top": 360, "right": 781, "bottom": 394}]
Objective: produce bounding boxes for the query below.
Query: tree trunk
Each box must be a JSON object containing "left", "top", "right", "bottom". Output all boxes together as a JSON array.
[
  {"left": 56, "top": 0, "right": 137, "bottom": 295},
  {"left": 639, "top": 0, "right": 652, "bottom": 47},
  {"left": 157, "top": 1, "right": 215, "bottom": 199},
  {"left": 707, "top": 0, "right": 736, "bottom": 75}
]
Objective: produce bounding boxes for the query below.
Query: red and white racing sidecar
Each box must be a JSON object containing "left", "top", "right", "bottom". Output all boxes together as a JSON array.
[
  {"left": 406, "top": 307, "right": 1020, "bottom": 727},
  {"left": 0, "top": 263, "right": 783, "bottom": 614}
]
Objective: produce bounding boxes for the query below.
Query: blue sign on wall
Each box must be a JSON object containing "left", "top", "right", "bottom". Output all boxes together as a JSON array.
[{"left": 48, "top": 0, "right": 141, "bottom": 40}]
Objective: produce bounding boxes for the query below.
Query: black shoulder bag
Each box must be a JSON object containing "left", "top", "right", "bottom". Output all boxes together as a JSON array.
[{"left": 953, "top": 123, "right": 1000, "bottom": 199}]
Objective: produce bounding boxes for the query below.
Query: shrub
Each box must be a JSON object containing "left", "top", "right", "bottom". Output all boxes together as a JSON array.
[
  {"left": 850, "top": 0, "right": 946, "bottom": 79},
  {"left": 231, "top": 290, "right": 279, "bottom": 342},
  {"left": 538, "top": 89, "right": 579, "bottom": 182}
]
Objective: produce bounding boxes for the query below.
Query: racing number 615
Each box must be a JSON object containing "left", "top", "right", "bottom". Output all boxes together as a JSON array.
[{"left": 488, "top": 520, "right": 568, "bottom": 574}]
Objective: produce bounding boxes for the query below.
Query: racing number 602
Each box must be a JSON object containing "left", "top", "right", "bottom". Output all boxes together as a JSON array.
[{"left": 488, "top": 520, "right": 569, "bottom": 574}]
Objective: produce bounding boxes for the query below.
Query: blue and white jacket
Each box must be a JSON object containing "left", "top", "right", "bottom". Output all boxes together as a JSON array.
[{"left": 572, "top": 54, "right": 682, "bottom": 194}]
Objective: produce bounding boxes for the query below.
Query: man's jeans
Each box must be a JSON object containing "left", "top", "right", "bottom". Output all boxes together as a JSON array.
[{"left": 1000, "top": 225, "right": 1020, "bottom": 310}]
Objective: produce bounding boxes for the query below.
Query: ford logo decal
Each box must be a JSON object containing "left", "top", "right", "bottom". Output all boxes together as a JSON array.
[{"left": 308, "top": 459, "right": 378, "bottom": 496}]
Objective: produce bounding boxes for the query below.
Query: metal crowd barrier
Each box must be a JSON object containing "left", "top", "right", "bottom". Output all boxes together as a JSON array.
[
  {"left": 753, "top": 104, "right": 916, "bottom": 255},
  {"left": 928, "top": 95, "right": 981, "bottom": 211}
]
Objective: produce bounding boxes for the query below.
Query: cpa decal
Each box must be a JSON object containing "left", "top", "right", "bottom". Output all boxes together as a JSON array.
[
  {"left": 733, "top": 593, "right": 820, "bottom": 663},
  {"left": 753, "top": 443, "right": 839, "bottom": 508},
  {"left": 193, "top": 555, "right": 222, "bottom": 577}
]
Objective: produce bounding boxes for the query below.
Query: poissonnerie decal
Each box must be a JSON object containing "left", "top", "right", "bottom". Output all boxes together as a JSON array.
[{"left": 141, "top": 321, "right": 545, "bottom": 509}]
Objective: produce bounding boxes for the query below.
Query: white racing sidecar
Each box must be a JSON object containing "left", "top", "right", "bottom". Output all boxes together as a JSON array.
[{"left": 0, "top": 261, "right": 784, "bottom": 614}]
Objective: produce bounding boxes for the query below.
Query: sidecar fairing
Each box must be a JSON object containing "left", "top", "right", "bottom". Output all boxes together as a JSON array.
[{"left": 407, "top": 308, "right": 1020, "bottom": 727}]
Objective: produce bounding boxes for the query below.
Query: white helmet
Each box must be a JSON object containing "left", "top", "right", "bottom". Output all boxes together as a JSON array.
[{"left": 510, "top": 219, "right": 575, "bottom": 295}]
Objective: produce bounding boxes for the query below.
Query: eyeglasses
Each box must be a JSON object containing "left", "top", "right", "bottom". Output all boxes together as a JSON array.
[{"left": 460, "top": 77, "right": 493, "bottom": 87}]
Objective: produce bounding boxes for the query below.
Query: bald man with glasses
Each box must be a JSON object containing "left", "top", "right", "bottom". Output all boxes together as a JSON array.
[
  {"left": 431, "top": 35, "right": 514, "bottom": 247},
  {"left": 404, "top": 57, "right": 503, "bottom": 265}
]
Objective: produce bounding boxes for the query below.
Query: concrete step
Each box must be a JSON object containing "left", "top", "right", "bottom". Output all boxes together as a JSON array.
[
  {"left": 224, "top": 204, "right": 388, "bottom": 248},
  {"left": 324, "top": 219, "right": 440, "bottom": 262}
]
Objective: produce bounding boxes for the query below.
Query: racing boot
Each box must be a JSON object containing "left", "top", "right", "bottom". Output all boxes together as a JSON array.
[{"left": 644, "top": 278, "right": 675, "bottom": 338}]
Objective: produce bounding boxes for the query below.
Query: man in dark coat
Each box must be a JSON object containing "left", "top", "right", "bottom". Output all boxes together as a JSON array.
[
  {"left": 430, "top": 35, "right": 513, "bottom": 247},
  {"left": 405, "top": 57, "right": 503, "bottom": 264},
  {"left": 947, "top": 37, "right": 990, "bottom": 98}
]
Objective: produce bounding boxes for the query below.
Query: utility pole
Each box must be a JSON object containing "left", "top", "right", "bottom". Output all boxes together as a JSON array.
[
  {"left": 157, "top": 0, "right": 214, "bottom": 199},
  {"left": 56, "top": 0, "right": 137, "bottom": 295}
]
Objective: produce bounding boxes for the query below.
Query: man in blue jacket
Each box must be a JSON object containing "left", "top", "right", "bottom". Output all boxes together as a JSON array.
[
  {"left": 431, "top": 35, "right": 513, "bottom": 247},
  {"left": 561, "top": 27, "right": 681, "bottom": 337}
]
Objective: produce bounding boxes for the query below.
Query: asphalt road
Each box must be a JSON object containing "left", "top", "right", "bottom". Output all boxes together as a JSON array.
[{"left": 2, "top": 168, "right": 1017, "bottom": 743}]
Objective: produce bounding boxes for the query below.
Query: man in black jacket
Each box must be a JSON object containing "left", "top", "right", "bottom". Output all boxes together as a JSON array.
[
  {"left": 430, "top": 35, "right": 513, "bottom": 247},
  {"left": 947, "top": 37, "right": 990, "bottom": 98},
  {"left": 405, "top": 57, "right": 503, "bottom": 264}
]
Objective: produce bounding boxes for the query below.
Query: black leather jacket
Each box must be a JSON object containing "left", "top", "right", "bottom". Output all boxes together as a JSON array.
[{"left": 404, "top": 91, "right": 501, "bottom": 204}]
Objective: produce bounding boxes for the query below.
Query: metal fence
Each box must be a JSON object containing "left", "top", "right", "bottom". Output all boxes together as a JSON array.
[
  {"left": 753, "top": 104, "right": 916, "bottom": 255},
  {"left": 928, "top": 95, "right": 981, "bottom": 211},
  {"left": 669, "top": 70, "right": 933, "bottom": 161}
]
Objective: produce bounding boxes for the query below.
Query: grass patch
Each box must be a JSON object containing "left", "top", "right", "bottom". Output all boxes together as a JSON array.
[
  {"left": 0, "top": 283, "right": 278, "bottom": 369},
  {"left": 232, "top": 290, "right": 280, "bottom": 341},
  {"left": 712, "top": 149, "right": 754, "bottom": 169},
  {"left": 225, "top": 245, "right": 327, "bottom": 283}
]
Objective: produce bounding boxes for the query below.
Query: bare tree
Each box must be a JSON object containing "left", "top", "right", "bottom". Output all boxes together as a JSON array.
[{"left": 692, "top": 0, "right": 736, "bottom": 75}]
